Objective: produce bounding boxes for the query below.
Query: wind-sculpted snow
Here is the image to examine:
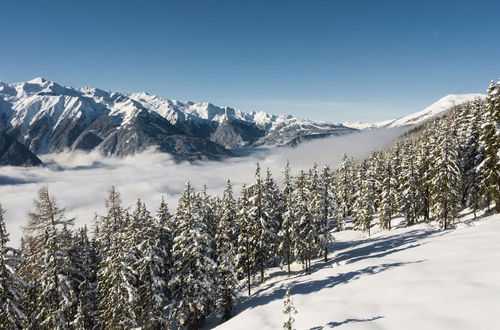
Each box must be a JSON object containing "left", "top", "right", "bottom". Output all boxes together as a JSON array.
[
  {"left": 211, "top": 212, "right": 500, "bottom": 330},
  {"left": 0, "top": 127, "right": 404, "bottom": 246}
]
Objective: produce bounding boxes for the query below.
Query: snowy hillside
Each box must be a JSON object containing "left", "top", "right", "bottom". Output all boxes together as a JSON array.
[
  {"left": 344, "top": 94, "right": 484, "bottom": 130},
  {"left": 213, "top": 213, "right": 500, "bottom": 330}
]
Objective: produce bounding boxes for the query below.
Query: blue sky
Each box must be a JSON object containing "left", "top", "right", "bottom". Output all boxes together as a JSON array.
[{"left": 1, "top": 0, "right": 499, "bottom": 122}]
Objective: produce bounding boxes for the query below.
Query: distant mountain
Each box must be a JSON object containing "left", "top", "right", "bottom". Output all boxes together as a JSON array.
[
  {"left": 343, "top": 94, "right": 484, "bottom": 130},
  {"left": 0, "top": 131, "right": 42, "bottom": 166},
  {"left": 0, "top": 78, "right": 355, "bottom": 162}
]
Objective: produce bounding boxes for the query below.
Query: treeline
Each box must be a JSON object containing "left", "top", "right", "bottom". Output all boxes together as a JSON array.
[{"left": 0, "top": 82, "right": 499, "bottom": 329}]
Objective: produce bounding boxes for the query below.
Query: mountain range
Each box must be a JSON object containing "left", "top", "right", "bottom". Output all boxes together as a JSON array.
[{"left": 0, "top": 78, "right": 484, "bottom": 166}]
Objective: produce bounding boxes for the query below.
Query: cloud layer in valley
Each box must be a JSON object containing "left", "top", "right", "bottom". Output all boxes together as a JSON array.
[{"left": 0, "top": 128, "right": 406, "bottom": 246}]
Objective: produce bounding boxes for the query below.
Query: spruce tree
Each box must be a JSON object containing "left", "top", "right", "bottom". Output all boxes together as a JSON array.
[
  {"left": 278, "top": 161, "right": 295, "bottom": 276},
  {"left": 236, "top": 184, "right": 256, "bottom": 296},
  {"left": 335, "top": 154, "right": 354, "bottom": 231},
  {"left": 70, "top": 227, "right": 98, "bottom": 330},
  {"left": 291, "top": 170, "right": 314, "bottom": 274},
  {"left": 399, "top": 140, "right": 420, "bottom": 226},
  {"left": 430, "top": 120, "right": 461, "bottom": 229},
  {"left": 479, "top": 81, "right": 500, "bottom": 212},
  {"left": 133, "top": 201, "right": 170, "bottom": 329},
  {"left": 169, "top": 183, "right": 216, "bottom": 329},
  {"left": 214, "top": 180, "right": 239, "bottom": 320},
  {"left": 0, "top": 204, "right": 27, "bottom": 329},
  {"left": 97, "top": 190, "right": 138, "bottom": 329}
]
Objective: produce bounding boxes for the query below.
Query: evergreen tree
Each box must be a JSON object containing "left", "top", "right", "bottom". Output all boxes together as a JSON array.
[
  {"left": 291, "top": 170, "right": 314, "bottom": 274},
  {"left": 23, "top": 186, "right": 77, "bottom": 329},
  {"left": 132, "top": 201, "right": 170, "bottom": 329},
  {"left": 430, "top": 121, "right": 461, "bottom": 229},
  {"left": 214, "top": 180, "right": 239, "bottom": 320},
  {"left": 156, "top": 197, "right": 175, "bottom": 300},
  {"left": 315, "top": 165, "right": 335, "bottom": 261},
  {"left": 0, "top": 204, "right": 27, "bottom": 329},
  {"left": 399, "top": 140, "right": 420, "bottom": 226},
  {"left": 263, "top": 167, "right": 282, "bottom": 264},
  {"left": 416, "top": 127, "right": 433, "bottom": 221},
  {"left": 479, "top": 81, "right": 500, "bottom": 212},
  {"left": 282, "top": 287, "right": 297, "bottom": 330},
  {"left": 236, "top": 184, "right": 256, "bottom": 296},
  {"left": 352, "top": 160, "right": 375, "bottom": 234},
  {"left": 247, "top": 163, "right": 273, "bottom": 283},
  {"left": 70, "top": 227, "right": 98, "bottom": 330},
  {"left": 335, "top": 154, "right": 354, "bottom": 231},
  {"left": 278, "top": 161, "right": 295, "bottom": 276},
  {"left": 379, "top": 157, "right": 398, "bottom": 230},
  {"left": 97, "top": 190, "right": 138, "bottom": 329},
  {"left": 169, "top": 183, "right": 216, "bottom": 329}
]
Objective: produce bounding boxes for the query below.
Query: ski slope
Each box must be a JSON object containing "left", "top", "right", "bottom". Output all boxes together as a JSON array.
[{"left": 212, "top": 212, "right": 500, "bottom": 330}]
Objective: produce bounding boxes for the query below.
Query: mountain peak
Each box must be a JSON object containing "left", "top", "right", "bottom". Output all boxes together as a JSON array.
[{"left": 27, "top": 77, "right": 48, "bottom": 84}]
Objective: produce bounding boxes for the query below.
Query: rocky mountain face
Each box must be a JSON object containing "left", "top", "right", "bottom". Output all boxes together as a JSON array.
[
  {"left": 0, "top": 131, "right": 42, "bottom": 166},
  {"left": 0, "top": 78, "right": 355, "bottom": 163}
]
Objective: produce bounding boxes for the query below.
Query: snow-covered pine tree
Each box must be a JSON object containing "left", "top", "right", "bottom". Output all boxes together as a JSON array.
[
  {"left": 282, "top": 287, "right": 297, "bottom": 330},
  {"left": 95, "top": 186, "right": 126, "bottom": 255},
  {"left": 70, "top": 226, "right": 98, "bottom": 330},
  {"left": 214, "top": 180, "right": 239, "bottom": 321},
  {"left": 236, "top": 184, "right": 256, "bottom": 295},
  {"left": 429, "top": 119, "right": 461, "bottom": 229},
  {"left": 97, "top": 189, "right": 138, "bottom": 329},
  {"left": 416, "top": 127, "right": 433, "bottom": 221},
  {"left": 247, "top": 163, "right": 273, "bottom": 283},
  {"left": 169, "top": 182, "right": 217, "bottom": 329},
  {"left": 379, "top": 156, "right": 398, "bottom": 230},
  {"left": 156, "top": 196, "right": 175, "bottom": 299},
  {"left": 399, "top": 140, "right": 420, "bottom": 226},
  {"left": 133, "top": 201, "right": 170, "bottom": 329},
  {"left": 367, "top": 150, "right": 384, "bottom": 213},
  {"left": 307, "top": 162, "right": 322, "bottom": 257},
  {"left": 479, "top": 81, "right": 500, "bottom": 213},
  {"left": 201, "top": 185, "right": 220, "bottom": 255},
  {"left": 352, "top": 160, "right": 374, "bottom": 234},
  {"left": 465, "top": 100, "right": 485, "bottom": 217},
  {"left": 0, "top": 203, "right": 27, "bottom": 329},
  {"left": 335, "top": 154, "right": 354, "bottom": 231},
  {"left": 263, "top": 167, "right": 282, "bottom": 264},
  {"left": 291, "top": 170, "right": 315, "bottom": 274},
  {"left": 22, "top": 186, "right": 77, "bottom": 329},
  {"left": 278, "top": 161, "right": 295, "bottom": 276},
  {"left": 315, "top": 165, "right": 335, "bottom": 261}
]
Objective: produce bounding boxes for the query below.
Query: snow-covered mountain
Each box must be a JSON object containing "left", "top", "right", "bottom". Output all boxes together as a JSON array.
[
  {"left": 344, "top": 94, "right": 484, "bottom": 130},
  {"left": 0, "top": 78, "right": 354, "bottom": 163}
]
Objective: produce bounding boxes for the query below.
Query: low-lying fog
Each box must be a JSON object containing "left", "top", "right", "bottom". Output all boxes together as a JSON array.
[{"left": 0, "top": 128, "right": 406, "bottom": 246}]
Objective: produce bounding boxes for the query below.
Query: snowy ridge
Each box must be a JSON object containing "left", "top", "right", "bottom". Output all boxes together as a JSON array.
[{"left": 343, "top": 94, "right": 485, "bottom": 130}]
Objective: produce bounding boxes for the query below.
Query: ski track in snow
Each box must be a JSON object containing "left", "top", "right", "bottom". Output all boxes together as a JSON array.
[{"left": 210, "top": 212, "right": 500, "bottom": 330}]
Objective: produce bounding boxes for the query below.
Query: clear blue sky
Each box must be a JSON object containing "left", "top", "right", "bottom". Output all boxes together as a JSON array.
[{"left": 1, "top": 0, "right": 499, "bottom": 122}]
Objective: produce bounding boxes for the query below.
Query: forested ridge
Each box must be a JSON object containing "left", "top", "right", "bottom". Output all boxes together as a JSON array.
[{"left": 0, "top": 82, "right": 499, "bottom": 329}]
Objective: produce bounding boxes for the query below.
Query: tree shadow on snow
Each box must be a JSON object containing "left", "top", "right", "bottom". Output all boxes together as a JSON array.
[
  {"left": 331, "top": 228, "right": 448, "bottom": 267},
  {"left": 308, "top": 315, "right": 385, "bottom": 329},
  {"left": 232, "top": 226, "right": 449, "bottom": 320},
  {"left": 234, "top": 260, "right": 424, "bottom": 320}
]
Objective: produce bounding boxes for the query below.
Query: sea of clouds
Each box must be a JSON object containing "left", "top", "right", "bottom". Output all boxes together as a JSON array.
[{"left": 0, "top": 128, "right": 406, "bottom": 246}]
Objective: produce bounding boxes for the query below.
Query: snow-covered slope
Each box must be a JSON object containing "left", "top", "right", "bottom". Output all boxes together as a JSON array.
[
  {"left": 213, "top": 213, "right": 500, "bottom": 330},
  {"left": 344, "top": 94, "right": 484, "bottom": 130}
]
